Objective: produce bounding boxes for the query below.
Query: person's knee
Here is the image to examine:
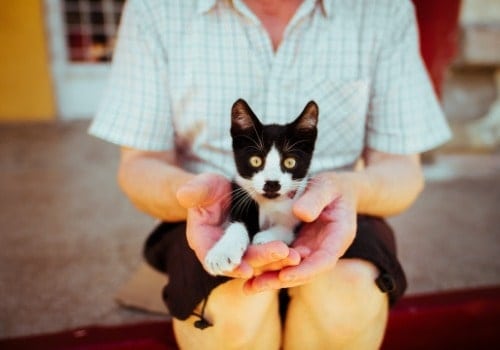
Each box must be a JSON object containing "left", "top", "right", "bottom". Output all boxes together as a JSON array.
[
  {"left": 174, "top": 280, "right": 281, "bottom": 349},
  {"left": 289, "top": 259, "right": 388, "bottom": 339},
  {"left": 174, "top": 317, "right": 260, "bottom": 350},
  {"left": 210, "top": 286, "right": 279, "bottom": 344},
  {"left": 211, "top": 314, "right": 270, "bottom": 348}
]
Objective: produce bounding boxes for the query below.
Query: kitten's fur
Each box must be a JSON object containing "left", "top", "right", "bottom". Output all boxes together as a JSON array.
[{"left": 204, "top": 99, "right": 319, "bottom": 276}]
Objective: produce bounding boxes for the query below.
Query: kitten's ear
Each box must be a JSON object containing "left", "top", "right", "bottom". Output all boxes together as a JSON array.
[
  {"left": 231, "top": 99, "right": 261, "bottom": 132},
  {"left": 294, "top": 101, "right": 318, "bottom": 131}
]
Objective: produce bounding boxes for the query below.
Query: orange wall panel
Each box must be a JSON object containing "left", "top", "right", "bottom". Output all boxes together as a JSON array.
[{"left": 0, "top": 0, "right": 56, "bottom": 121}]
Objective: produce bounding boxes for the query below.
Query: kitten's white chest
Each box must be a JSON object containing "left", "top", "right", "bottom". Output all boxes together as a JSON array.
[{"left": 259, "top": 198, "right": 299, "bottom": 230}]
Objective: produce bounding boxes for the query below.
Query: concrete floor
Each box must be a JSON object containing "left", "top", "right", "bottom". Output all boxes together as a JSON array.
[{"left": 0, "top": 121, "right": 499, "bottom": 338}]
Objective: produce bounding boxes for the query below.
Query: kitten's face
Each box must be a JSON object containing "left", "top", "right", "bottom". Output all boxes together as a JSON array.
[{"left": 230, "top": 99, "right": 318, "bottom": 201}]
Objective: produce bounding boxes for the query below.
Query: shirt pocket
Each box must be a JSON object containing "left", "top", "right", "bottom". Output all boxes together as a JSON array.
[{"left": 291, "top": 78, "right": 371, "bottom": 171}]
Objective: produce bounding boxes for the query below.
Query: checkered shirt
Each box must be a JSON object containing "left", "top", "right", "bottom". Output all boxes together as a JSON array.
[{"left": 89, "top": 0, "right": 451, "bottom": 176}]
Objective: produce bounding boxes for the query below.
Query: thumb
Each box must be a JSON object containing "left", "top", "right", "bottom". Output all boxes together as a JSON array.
[
  {"left": 293, "top": 175, "right": 337, "bottom": 222},
  {"left": 176, "top": 173, "right": 230, "bottom": 208}
]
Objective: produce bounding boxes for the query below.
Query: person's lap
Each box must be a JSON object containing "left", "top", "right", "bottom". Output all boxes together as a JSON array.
[
  {"left": 144, "top": 215, "right": 405, "bottom": 349},
  {"left": 173, "top": 258, "right": 388, "bottom": 349}
]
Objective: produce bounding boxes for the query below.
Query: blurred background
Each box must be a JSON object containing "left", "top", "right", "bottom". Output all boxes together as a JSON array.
[{"left": 0, "top": 0, "right": 499, "bottom": 340}]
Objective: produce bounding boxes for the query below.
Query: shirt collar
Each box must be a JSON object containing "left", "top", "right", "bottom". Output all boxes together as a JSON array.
[
  {"left": 196, "top": 0, "right": 217, "bottom": 14},
  {"left": 321, "top": 0, "right": 333, "bottom": 18},
  {"left": 197, "top": 0, "right": 333, "bottom": 18}
]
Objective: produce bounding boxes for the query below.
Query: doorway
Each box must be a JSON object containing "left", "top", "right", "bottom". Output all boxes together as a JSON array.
[{"left": 45, "top": 0, "right": 124, "bottom": 119}]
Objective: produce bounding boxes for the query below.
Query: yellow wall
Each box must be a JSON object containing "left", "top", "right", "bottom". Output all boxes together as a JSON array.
[{"left": 0, "top": 0, "right": 56, "bottom": 121}]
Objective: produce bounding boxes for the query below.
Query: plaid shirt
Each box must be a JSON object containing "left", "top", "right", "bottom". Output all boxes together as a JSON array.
[{"left": 90, "top": 0, "right": 451, "bottom": 176}]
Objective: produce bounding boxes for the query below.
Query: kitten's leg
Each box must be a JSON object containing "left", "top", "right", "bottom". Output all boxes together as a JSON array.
[
  {"left": 204, "top": 222, "right": 250, "bottom": 276},
  {"left": 252, "top": 225, "right": 295, "bottom": 245}
]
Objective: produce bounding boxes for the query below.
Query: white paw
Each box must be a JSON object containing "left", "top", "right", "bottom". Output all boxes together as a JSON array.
[
  {"left": 252, "top": 226, "right": 295, "bottom": 245},
  {"left": 252, "top": 230, "right": 279, "bottom": 245},
  {"left": 204, "top": 222, "right": 249, "bottom": 276}
]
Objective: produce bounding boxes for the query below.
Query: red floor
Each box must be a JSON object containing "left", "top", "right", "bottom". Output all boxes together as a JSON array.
[
  {"left": 381, "top": 287, "right": 500, "bottom": 349},
  {"left": 1, "top": 287, "right": 499, "bottom": 350}
]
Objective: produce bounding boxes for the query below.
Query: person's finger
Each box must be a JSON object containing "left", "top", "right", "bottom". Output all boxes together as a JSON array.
[
  {"left": 255, "top": 259, "right": 299, "bottom": 274},
  {"left": 252, "top": 248, "right": 301, "bottom": 273},
  {"left": 243, "top": 271, "right": 281, "bottom": 293},
  {"left": 293, "top": 245, "right": 311, "bottom": 258},
  {"left": 278, "top": 249, "right": 335, "bottom": 284},
  {"left": 222, "top": 261, "right": 254, "bottom": 279},
  {"left": 293, "top": 174, "right": 338, "bottom": 222},
  {"left": 243, "top": 241, "right": 290, "bottom": 268},
  {"left": 176, "top": 173, "right": 229, "bottom": 208},
  {"left": 243, "top": 250, "right": 336, "bottom": 293}
]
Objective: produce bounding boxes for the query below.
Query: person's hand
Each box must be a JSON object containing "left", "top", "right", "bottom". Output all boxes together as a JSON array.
[
  {"left": 243, "top": 172, "right": 358, "bottom": 293},
  {"left": 176, "top": 173, "right": 301, "bottom": 279}
]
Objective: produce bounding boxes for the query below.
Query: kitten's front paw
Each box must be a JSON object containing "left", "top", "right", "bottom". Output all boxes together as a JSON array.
[
  {"left": 252, "top": 227, "right": 295, "bottom": 245},
  {"left": 204, "top": 248, "right": 244, "bottom": 276},
  {"left": 252, "top": 231, "right": 278, "bottom": 245},
  {"left": 204, "top": 222, "right": 249, "bottom": 276}
]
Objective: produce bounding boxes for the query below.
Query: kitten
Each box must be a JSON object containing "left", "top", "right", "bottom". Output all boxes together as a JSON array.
[{"left": 204, "top": 99, "right": 319, "bottom": 276}]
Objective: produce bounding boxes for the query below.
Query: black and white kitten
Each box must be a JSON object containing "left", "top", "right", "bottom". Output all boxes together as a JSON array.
[{"left": 204, "top": 99, "right": 319, "bottom": 276}]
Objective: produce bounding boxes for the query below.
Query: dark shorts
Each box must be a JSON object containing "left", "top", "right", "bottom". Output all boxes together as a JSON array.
[{"left": 144, "top": 215, "right": 407, "bottom": 325}]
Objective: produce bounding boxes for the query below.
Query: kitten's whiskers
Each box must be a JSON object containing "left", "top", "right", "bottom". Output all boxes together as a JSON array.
[
  {"left": 230, "top": 186, "right": 255, "bottom": 218},
  {"left": 250, "top": 123, "right": 265, "bottom": 152},
  {"left": 239, "top": 134, "right": 265, "bottom": 152},
  {"left": 283, "top": 139, "right": 309, "bottom": 154}
]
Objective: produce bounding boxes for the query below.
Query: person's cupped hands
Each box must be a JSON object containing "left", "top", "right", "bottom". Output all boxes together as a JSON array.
[
  {"left": 176, "top": 173, "right": 301, "bottom": 281},
  {"left": 176, "top": 172, "right": 357, "bottom": 294},
  {"left": 242, "top": 172, "right": 358, "bottom": 293}
]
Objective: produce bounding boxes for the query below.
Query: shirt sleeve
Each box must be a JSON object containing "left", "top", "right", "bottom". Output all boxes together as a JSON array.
[
  {"left": 88, "top": 0, "right": 173, "bottom": 151},
  {"left": 366, "top": 0, "right": 452, "bottom": 154}
]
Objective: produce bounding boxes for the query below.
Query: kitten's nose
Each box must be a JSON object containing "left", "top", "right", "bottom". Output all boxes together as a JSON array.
[{"left": 263, "top": 180, "right": 281, "bottom": 193}]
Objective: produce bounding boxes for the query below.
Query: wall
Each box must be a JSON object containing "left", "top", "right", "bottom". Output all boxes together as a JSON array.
[
  {"left": 0, "top": 0, "right": 56, "bottom": 121},
  {"left": 441, "top": 0, "right": 500, "bottom": 151}
]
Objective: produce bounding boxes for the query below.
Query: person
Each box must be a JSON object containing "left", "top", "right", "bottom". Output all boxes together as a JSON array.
[{"left": 90, "top": 0, "right": 451, "bottom": 348}]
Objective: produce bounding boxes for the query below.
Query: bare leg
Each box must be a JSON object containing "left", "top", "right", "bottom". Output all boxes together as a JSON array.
[
  {"left": 173, "top": 279, "right": 282, "bottom": 350},
  {"left": 283, "top": 259, "right": 389, "bottom": 350}
]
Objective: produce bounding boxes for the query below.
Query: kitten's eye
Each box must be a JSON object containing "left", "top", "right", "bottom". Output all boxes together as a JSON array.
[
  {"left": 249, "top": 156, "right": 263, "bottom": 168},
  {"left": 283, "top": 157, "right": 296, "bottom": 169}
]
